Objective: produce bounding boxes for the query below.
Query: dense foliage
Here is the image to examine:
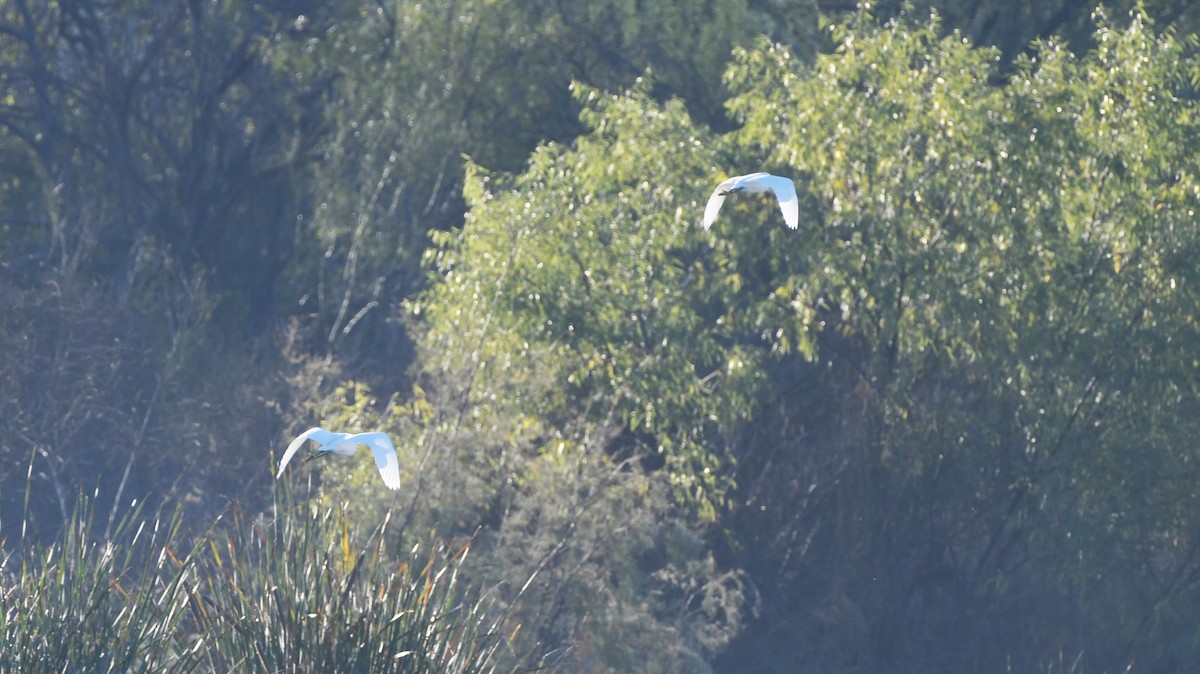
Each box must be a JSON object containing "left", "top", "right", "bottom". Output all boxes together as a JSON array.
[
  {"left": 399, "top": 8, "right": 1200, "bottom": 673},
  {"left": 4, "top": 0, "right": 1200, "bottom": 672},
  {"left": 716, "top": 12, "right": 1200, "bottom": 671},
  {"left": 1, "top": 494, "right": 502, "bottom": 673}
]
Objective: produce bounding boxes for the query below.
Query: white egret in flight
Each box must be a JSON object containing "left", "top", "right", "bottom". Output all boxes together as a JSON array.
[
  {"left": 276, "top": 427, "right": 401, "bottom": 490},
  {"left": 702, "top": 172, "right": 799, "bottom": 230}
]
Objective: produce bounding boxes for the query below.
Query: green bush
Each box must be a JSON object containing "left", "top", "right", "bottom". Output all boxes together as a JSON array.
[
  {"left": 1, "top": 498, "right": 199, "bottom": 673},
  {"left": 1, "top": 492, "right": 507, "bottom": 674}
]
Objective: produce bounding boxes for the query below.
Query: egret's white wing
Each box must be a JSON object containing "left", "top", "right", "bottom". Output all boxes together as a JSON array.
[
  {"left": 701, "top": 190, "right": 727, "bottom": 230},
  {"left": 277, "top": 427, "right": 338, "bottom": 478},
  {"left": 702, "top": 176, "right": 741, "bottom": 230},
  {"left": 359, "top": 432, "right": 401, "bottom": 490},
  {"left": 761, "top": 175, "right": 799, "bottom": 229}
]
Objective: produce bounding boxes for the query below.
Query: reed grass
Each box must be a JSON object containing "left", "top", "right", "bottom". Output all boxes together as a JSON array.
[
  {"left": 1, "top": 498, "right": 200, "bottom": 673},
  {"left": 1, "top": 490, "right": 506, "bottom": 674},
  {"left": 189, "top": 501, "right": 505, "bottom": 673}
]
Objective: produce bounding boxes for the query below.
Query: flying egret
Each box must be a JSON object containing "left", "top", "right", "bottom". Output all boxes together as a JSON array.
[
  {"left": 276, "top": 427, "right": 401, "bottom": 490},
  {"left": 702, "top": 172, "right": 799, "bottom": 230}
]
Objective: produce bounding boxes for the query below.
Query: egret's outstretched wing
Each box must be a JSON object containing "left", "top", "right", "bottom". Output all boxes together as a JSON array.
[
  {"left": 701, "top": 177, "right": 737, "bottom": 230},
  {"left": 360, "top": 432, "right": 401, "bottom": 490},
  {"left": 277, "top": 427, "right": 337, "bottom": 478},
  {"left": 761, "top": 175, "right": 799, "bottom": 229}
]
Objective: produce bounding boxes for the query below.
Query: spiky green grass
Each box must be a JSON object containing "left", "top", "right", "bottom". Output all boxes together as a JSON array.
[
  {"left": 1, "top": 494, "right": 506, "bottom": 674},
  {"left": 190, "top": 503, "right": 504, "bottom": 673},
  {"left": 1, "top": 499, "right": 200, "bottom": 673}
]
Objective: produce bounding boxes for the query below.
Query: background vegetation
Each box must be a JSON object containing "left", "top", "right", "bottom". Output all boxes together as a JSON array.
[{"left": 3, "top": 1, "right": 1200, "bottom": 672}]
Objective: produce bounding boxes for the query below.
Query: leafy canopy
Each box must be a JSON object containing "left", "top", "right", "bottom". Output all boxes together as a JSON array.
[{"left": 411, "top": 8, "right": 1200, "bottom": 671}]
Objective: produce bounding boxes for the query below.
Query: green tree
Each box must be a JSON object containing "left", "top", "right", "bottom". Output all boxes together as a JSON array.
[
  {"left": 282, "top": 0, "right": 777, "bottom": 362},
  {"left": 0, "top": 0, "right": 307, "bottom": 313},
  {"left": 867, "top": 0, "right": 1200, "bottom": 60},
  {"left": 0, "top": 0, "right": 308, "bottom": 527},
  {"left": 416, "top": 79, "right": 765, "bottom": 513},
  {"left": 718, "top": 9, "right": 1200, "bottom": 672}
]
